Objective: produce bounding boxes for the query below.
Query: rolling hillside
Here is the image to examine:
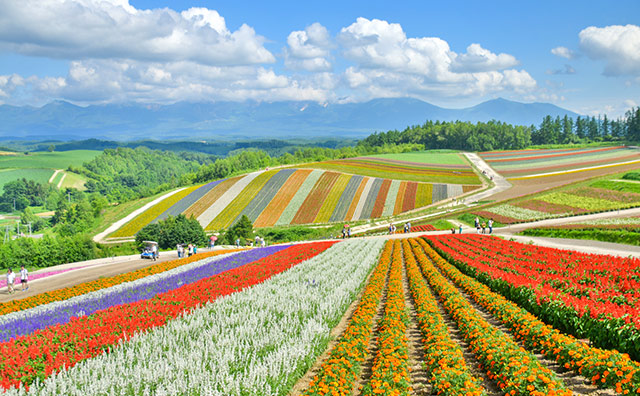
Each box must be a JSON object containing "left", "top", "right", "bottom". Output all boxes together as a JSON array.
[{"left": 110, "top": 167, "right": 479, "bottom": 237}]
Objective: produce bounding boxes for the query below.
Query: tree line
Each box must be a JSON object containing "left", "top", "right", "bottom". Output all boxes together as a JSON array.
[{"left": 357, "top": 106, "right": 640, "bottom": 151}]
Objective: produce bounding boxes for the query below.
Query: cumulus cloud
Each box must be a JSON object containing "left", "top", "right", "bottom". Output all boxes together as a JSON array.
[
  {"left": 337, "top": 17, "right": 534, "bottom": 100},
  {"left": 579, "top": 24, "right": 640, "bottom": 75},
  {"left": 551, "top": 46, "right": 577, "bottom": 59},
  {"left": 0, "top": 0, "right": 275, "bottom": 66},
  {"left": 452, "top": 43, "right": 518, "bottom": 72},
  {"left": 284, "top": 23, "right": 332, "bottom": 71}
]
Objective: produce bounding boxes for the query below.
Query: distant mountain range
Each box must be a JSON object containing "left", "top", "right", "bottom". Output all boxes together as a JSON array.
[{"left": 0, "top": 98, "right": 580, "bottom": 141}]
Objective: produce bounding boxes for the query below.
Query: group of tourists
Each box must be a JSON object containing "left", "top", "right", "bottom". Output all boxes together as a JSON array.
[
  {"left": 474, "top": 217, "right": 494, "bottom": 234},
  {"left": 177, "top": 243, "right": 197, "bottom": 258},
  {"left": 6, "top": 265, "right": 28, "bottom": 294},
  {"left": 342, "top": 224, "right": 351, "bottom": 238}
]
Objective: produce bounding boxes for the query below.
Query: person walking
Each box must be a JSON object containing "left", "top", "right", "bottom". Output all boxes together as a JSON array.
[
  {"left": 488, "top": 219, "right": 494, "bottom": 234},
  {"left": 188, "top": 244, "right": 193, "bottom": 257},
  {"left": 481, "top": 222, "right": 486, "bottom": 234},
  {"left": 193, "top": 245, "right": 197, "bottom": 255},
  {"left": 20, "top": 265, "right": 28, "bottom": 291},
  {"left": 6, "top": 269, "right": 15, "bottom": 294},
  {"left": 474, "top": 217, "right": 479, "bottom": 229},
  {"left": 347, "top": 226, "right": 351, "bottom": 238},
  {"left": 151, "top": 243, "right": 158, "bottom": 261},
  {"left": 459, "top": 224, "right": 463, "bottom": 234},
  {"left": 235, "top": 238, "right": 241, "bottom": 248},
  {"left": 407, "top": 222, "right": 412, "bottom": 233}
]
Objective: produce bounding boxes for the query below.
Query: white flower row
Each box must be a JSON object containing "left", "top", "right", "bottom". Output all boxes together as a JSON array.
[
  {"left": 487, "top": 204, "right": 566, "bottom": 220},
  {"left": 9, "top": 239, "right": 385, "bottom": 396},
  {"left": 0, "top": 250, "right": 241, "bottom": 330},
  {"left": 573, "top": 217, "right": 640, "bottom": 225}
]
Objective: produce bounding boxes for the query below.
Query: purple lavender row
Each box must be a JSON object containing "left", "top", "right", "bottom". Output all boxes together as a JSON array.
[{"left": 0, "top": 245, "right": 289, "bottom": 342}]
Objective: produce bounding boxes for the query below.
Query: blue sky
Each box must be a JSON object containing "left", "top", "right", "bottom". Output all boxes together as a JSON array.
[{"left": 0, "top": 0, "right": 638, "bottom": 117}]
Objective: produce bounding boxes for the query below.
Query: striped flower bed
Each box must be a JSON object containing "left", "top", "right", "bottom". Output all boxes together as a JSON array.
[
  {"left": 253, "top": 169, "right": 312, "bottom": 227},
  {"left": 112, "top": 167, "right": 476, "bottom": 235},
  {"left": 207, "top": 170, "right": 278, "bottom": 230},
  {"left": 4, "top": 239, "right": 384, "bottom": 395},
  {"left": 291, "top": 171, "right": 340, "bottom": 224},
  {"left": 315, "top": 173, "right": 351, "bottom": 223},
  {"left": 110, "top": 186, "right": 196, "bottom": 237},
  {"left": 0, "top": 248, "right": 286, "bottom": 342}
]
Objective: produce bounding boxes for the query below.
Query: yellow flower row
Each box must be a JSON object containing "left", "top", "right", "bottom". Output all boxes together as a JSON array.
[{"left": 110, "top": 184, "right": 203, "bottom": 237}]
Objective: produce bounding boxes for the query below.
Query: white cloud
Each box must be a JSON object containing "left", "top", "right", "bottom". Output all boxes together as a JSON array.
[
  {"left": 452, "top": 43, "right": 518, "bottom": 72},
  {"left": 579, "top": 24, "right": 640, "bottom": 75},
  {"left": 0, "top": 74, "right": 25, "bottom": 99},
  {"left": 625, "top": 99, "right": 638, "bottom": 108},
  {"left": 337, "top": 17, "right": 535, "bottom": 100},
  {"left": 0, "top": 0, "right": 274, "bottom": 66},
  {"left": 551, "top": 46, "right": 577, "bottom": 59},
  {"left": 285, "top": 23, "right": 332, "bottom": 71}
]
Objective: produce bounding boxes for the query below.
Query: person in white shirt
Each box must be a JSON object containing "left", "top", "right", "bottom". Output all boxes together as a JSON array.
[
  {"left": 6, "top": 268, "right": 15, "bottom": 294},
  {"left": 20, "top": 265, "right": 28, "bottom": 291}
]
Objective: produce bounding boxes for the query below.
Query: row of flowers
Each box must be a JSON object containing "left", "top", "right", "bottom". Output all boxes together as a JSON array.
[
  {"left": 110, "top": 184, "right": 202, "bottom": 237},
  {"left": 0, "top": 247, "right": 286, "bottom": 342},
  {"left": 0, "top": 249, "right": 239, "bottom": 317},
  {"left": 302, "top": 240, "right": 392, "bottom": 396},
  {"left": 400, "top": 239, "right": 486, "bottom": 395},
  {"left": 0, "top": 241, "right": 336, "bottom": 390},
  {"left": 420, "top": 237, "right": 640, "bottom": 395},
  {"left": 3, "top": 239, "right": 384, "bottom": 395},
  {"left": 361, "top": 240, "right": 411, "bottom": 395},
  {"left": 438, "top": 235, "right": 640, "bottom": 312},
  {"left": 0, "top": 266, "right": 87, "bottom": 289},
  {"left": 408, "top": 238, "right": 571, "bottom": 396}
]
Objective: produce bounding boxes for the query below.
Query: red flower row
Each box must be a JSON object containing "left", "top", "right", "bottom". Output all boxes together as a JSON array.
[
  {"left": 0, "top": 241, "right": 336, "bottom": 391},
  {"left": 420, "top": 237, "right": 640, "bottom": 395},
  {"left": 409, "top": 238, "right": 570, "bottom": 396}
]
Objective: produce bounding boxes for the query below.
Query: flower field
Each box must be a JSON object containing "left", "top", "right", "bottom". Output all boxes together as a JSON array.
[
  {"left": 0, "top": 241, "right": 341, "bottom": 391},
  {"left": 427, "top": 234, "right": 640, "bottom": 360},
  {"left": 480, "top": 146, "right": 640, "bottom": 179},
  {"left": 473, "top": 177, "right": 640, "bottom": 224},
  {"left": 4, "top": 234, "right": 640, "bottom": 395},
  {"left": 296, "top": 154, "right": 481, "bottom": 185},
  {"left": 111, "top": 166, "right": 478, "bottom": 237}
]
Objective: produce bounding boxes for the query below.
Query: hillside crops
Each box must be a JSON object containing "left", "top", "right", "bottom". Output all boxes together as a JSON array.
[
  {"left": 296, "top": 155, "right": 481, "bottom": 185},
  {"left": 473, "top": 178, "right": 640, "bottom": 224},
  {"left": 480, "top": 146, "right": 640, "bottom": 179},
  {"left": 111, "top": 167, "right": 478, "bottom": 237}
]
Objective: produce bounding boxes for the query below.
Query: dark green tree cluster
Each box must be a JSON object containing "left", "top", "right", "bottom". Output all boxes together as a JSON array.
[
  {"left": 0, "top": 234, "right": 97, "bottom": 269},
  {"left": 531, "top": 109, "right": 640, "bottom": 145},
  {"left": 223, "top": 215, "right": 254, "bottom": 245},
  {"left": 0, "top": 178, "right": 48, "bottom": 212},
  {"left": 135, "top": 214, "right": 207, "bottom": 250},
  {"left": 76, "top": 147, "right": 206, "bottom": 202},
  {"left": 357, "top": 120, "right": 532, "bottom": 152}
]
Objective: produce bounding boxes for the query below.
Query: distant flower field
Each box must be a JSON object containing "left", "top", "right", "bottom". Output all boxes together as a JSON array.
[
  {"left": 111, "top": 164, "right": 479, "bottom": 236},
  {"left": 480, "top": 145, "right": 640, "bottom": 179}
]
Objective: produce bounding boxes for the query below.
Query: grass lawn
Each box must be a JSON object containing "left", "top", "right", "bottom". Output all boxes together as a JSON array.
[
  {"left": 59, "top": 171, "right": 87, "bottom": 190},
  {"left": 367, "top": 150, "right": 467, "bottom": 165}
]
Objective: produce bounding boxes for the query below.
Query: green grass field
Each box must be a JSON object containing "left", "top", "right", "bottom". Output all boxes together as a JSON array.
[
  {"left": 0, "top": 150, "right": 98, "bottom": 191},
  {"left": 0, "top": 150, "right": 100, "bottom": 169},
  {"left": 0, "top": 169, "right": 55, "bottom": 191},
  {"left": 368, "top": 150, "right": 467, "bottom": 166}
]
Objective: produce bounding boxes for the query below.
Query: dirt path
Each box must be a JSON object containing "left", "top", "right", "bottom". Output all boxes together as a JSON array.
[
  {"left": 400, "top": 258, "right": 434, "bottom": 395},
  {"left": 351, "top": 270, "right": 389, "bottom": 396}
]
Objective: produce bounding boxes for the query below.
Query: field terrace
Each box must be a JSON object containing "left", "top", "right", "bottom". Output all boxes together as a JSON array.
[{"left": 480, "top": 146, "right": 640, "bottom": 179}]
